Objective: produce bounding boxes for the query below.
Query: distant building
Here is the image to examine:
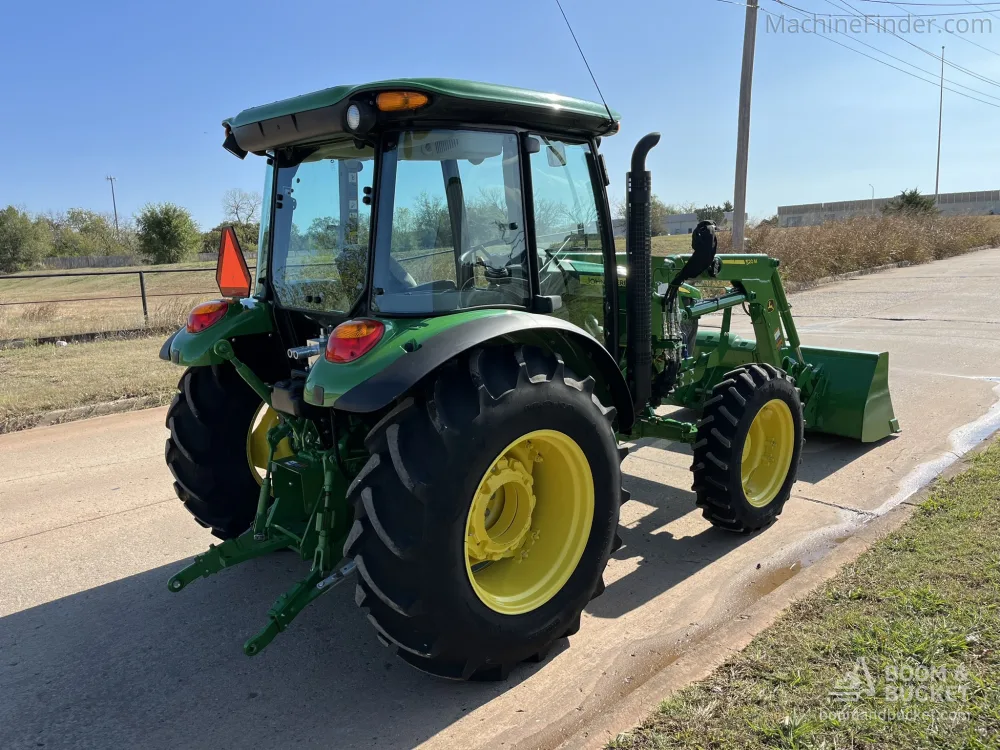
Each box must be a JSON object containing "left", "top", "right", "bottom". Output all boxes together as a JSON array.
[
  {"left": 665, "top": 211, "right": 737, "bottom": 235},
  {"left": 777, "top": 190, "right": 1000, "bottom": 227}
]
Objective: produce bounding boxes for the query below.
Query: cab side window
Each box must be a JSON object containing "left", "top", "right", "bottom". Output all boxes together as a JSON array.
[{"left": 527, "top": 136, "right": 607, "bottom": 339}]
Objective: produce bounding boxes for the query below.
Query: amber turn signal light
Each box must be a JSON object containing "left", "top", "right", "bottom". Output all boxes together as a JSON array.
[
  {"left": 325, "top": 319, "right": 385, "bottom": 363},
  {"left": 375, "top": 91, "right": 429, "bottom": 112},
  {"left": 187, "top": 300, "right": 230, "bottom": 333}
]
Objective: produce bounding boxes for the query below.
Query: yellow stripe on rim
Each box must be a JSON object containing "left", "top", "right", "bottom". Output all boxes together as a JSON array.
[
  {"left": 246, "top": 403, "right": 293, "bottom": 485},
  {"left": 741, "top": 398, "right": 795, "bottom": 508},
  {"left": 465, "top": 429, "right": 594, "bottom": 615}
]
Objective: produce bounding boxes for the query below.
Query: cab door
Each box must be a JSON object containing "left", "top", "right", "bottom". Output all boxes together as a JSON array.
[{"left": 525, "top": 134, "right": 617, "bottom": 349}]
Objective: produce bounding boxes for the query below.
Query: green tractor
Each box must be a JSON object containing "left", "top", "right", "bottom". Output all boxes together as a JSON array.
[{"left": 161, "top": 79, "right": 898, "bottom": 679}]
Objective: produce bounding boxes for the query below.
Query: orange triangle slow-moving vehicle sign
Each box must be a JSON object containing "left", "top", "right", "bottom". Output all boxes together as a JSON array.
[{"left": 216, "top": 226, "right": 252, "bottom": 298}]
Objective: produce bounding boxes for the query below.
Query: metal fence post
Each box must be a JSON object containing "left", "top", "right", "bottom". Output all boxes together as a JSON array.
[{"left": 138, "top": 271, "right": 149, "bottom": 325}]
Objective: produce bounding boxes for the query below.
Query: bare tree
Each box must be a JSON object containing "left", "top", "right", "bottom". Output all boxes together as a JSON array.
[{"left": 222, "top": 189, "right": 262, "bottom": 250}]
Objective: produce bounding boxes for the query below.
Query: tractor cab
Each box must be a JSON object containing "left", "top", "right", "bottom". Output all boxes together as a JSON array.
[{"left": 238, "top": 81, "right": 621, "bottom": 353}]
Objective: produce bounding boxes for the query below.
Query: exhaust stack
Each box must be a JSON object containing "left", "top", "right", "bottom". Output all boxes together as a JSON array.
[{"left": 625, "top": 133, "right": 660, "bottom": 415}]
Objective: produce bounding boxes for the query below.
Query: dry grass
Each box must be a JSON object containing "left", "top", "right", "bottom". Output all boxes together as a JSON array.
[
  {"left": 737, "top": 215, "right": 1000, "bottom": 284},
  {"left": 619, "top": 216, "right": 1000, "bottom": 286},
  {"left": 0, "top": 260, "right": 221, "bottom": 339},
  {"left": 0, "top": 335, "right": 179, "bottom": 432},
  {"left": 614, "top": 234, "right": 692, "bottom": 256}
]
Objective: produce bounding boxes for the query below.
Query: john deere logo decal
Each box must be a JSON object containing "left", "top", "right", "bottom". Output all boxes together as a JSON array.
[{"left": 766, "top": 299, "right": 776, "bottom": 312}]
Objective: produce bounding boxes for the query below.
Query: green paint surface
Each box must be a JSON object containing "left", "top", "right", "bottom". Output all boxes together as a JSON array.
[
  {"left": 226, "top": 78, "right": 620, "bottom": 130},
  {"left": 306, "top": 308, "right": 512, "bottom": 407},
  {"left": 167, "top": 301, "right": 273, "bottom": 367}
]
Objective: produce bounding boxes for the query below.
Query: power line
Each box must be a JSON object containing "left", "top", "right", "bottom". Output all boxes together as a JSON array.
[
  {"left": 795, "top": 7, "right": 1000, "bottom": 14},
  {"left": 776, "top": 0, "right": 1000, "bottom": 99},
  {"left": 961, "top": 0, "right": 1000, "bottom": 21},
  {"left": 823, "top": 0, "right": 1000, "bottom": 82},
  {"left": 761, "top": 0, "right": 1000, "bottom": 107},
  {"left": 855, "top": 0, "right": 1000, "bottom": 5}
]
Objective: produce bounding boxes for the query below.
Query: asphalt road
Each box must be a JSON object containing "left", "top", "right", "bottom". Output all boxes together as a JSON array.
[{"left": 3, "top": 249, "right": 1000, "bottom": 750}]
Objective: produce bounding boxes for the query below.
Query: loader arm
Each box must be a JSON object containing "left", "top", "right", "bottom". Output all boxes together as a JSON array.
[{"left": 655, "top": 254, "right": 899, "bottom": 443}]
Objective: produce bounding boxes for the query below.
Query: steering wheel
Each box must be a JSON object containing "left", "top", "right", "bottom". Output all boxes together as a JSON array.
[
  {"left": 458, "top": 251, "right": 526, "bottom": 307},
  {"left": 458, "top": 238, "right": 513, "bottom": 274}
]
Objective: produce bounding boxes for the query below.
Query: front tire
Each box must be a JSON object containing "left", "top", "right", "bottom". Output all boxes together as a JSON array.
[
  {"left": 691, "top": 363, "right": 803, "bottom": 533},
  {"left": 344, "top": 344, "right": 623, "bottom": 680}
]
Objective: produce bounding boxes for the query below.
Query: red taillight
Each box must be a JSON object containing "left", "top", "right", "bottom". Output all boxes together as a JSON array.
[
  {"left": 325, "top": 319, "right": 385, "bottom": 363},
  {"left": 187, "top": 300, "right": 230, "bottom": 333}
]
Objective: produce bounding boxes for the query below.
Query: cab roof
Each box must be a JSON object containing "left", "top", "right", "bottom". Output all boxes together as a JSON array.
[{"left": 224, "top": 78, "right": 620, "bottom": 154}]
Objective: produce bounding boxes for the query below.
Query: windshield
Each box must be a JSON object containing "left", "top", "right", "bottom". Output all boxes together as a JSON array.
[
  {"left": 371, "top": 129, "right": 528, "bottom": 315},
  {"left": 270, "top": 141, "right": 374, "bottom": 313}
]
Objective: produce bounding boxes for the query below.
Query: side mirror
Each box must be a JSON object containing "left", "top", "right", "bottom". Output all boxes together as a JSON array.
[
  {"left": 675, "top": 220, "right": 717, "bottom": 283},
  {"left": 217, "top": 226, "right": 252, "bottom": 298},
  {"left": 546, "top": 142, "right": 567, "bottom": 168}
]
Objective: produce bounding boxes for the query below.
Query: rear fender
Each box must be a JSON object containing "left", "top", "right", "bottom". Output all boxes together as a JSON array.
[
  {"left": 328, "top": 311, "right": 634, "bottom": 431},
  {"left": 159, "top": 299, "right": 273, "bottom": 367}
]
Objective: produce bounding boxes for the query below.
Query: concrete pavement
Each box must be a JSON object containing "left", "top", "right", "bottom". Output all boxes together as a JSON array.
[{"left": 2, "top": 249, "right": 1000, "bottom": 749}]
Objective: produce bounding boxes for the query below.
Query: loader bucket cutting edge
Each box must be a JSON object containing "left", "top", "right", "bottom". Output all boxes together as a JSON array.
[{"left": 800, "top": 345, "right": 899, "bottom": 443}]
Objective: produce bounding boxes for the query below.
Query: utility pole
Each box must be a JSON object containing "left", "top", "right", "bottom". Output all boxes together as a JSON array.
[
  {"left": 869, "top": 183, "right": 875, "bottom": 215},
  {"left": 732, "top": 0, "right": 758, "bottom": 252},
  {"left": 934, "top": 46, "right": 944, "bottom": 204},
  {"left": 106, "top": 175, "right": 119, "bottom": 234}
]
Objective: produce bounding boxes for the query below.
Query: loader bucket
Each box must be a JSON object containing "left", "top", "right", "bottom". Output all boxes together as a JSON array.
[{"left": 800, "top": 346, "right": 900, "bottom": 443}]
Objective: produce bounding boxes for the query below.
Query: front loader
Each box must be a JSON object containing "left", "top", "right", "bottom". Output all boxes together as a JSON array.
[{"left": 160, "top": 79, "right": 898, "bottom": 679}]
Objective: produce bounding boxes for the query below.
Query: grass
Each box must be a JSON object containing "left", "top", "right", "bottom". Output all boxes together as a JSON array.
[
  {"left": 0, "top": 259, "right": 224, "bottom": 340},
  {"left": 5, "top": 216, "right": 997, "bottom": 340},
  {"left": 0, "top": 335, "right": 180, "bottom": 433},
  {"left": 607, "top": 440, "right": 1000, "bottom": 750},
  {"left": 614, "top": 234, "right": 692, "bottom": 256},
  {"left": 738, "top": 215, "right": 1000, "bottom": 285}
]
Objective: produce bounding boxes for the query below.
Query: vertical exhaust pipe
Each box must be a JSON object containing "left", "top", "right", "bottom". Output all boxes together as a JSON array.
[{"left": 625, "top": 133, "right": 660, "bottom": 415}]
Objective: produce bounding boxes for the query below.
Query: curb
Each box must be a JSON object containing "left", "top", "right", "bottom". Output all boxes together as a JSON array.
[
  {"left": 1, "top": 394, "right": 171, "bottom": 435},
  {"left": 0, "top": 326, "right": 177, "bottom": 350},
  {"left": 563, "top": 434, "right": 1000, "bottom": 750}
]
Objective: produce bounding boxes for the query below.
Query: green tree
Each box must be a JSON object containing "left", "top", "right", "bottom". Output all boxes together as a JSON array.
[
  {"left": 882, "top": 188, "right": 937, "bottom": 216},
  {"left": 613, "top": 195, "right": 678, "bottom": 236},
  {"left": 413, "top": 193, "right": 452, "bottom": 249},
  {"left": 136, "top": 203, "right": 200, "bottom": 264},
  {"left": 45, "top": 208, "right": 136, "bottom": 257},
  {"left": 0, "top": 206, "right": 51, "bottom": 273},
  {"left": 201, "top": 224, "right": 224, "bottom": 254},
  {"left": 695, "top": 204, "right": 727, "bottom": 224}
]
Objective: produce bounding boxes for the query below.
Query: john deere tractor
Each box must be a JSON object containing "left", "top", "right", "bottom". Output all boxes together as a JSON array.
[{"left": 161, "top": 79, "right": 898, "bottom": 679}]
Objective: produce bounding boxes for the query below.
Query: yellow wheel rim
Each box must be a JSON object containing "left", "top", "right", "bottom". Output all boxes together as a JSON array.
[
  {"left": 246, "top": 403, "right": 293, "bottom": 485},
  {"left": 741, "top": 398, "right": 795, "bottom": 508},
  {"left": 465, "top": 429, "right": 594, "bottom": 615}
]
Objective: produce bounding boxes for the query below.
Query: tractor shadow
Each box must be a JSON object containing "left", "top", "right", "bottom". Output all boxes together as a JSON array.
[
  {"left": 587, "top": 430, "right": 891, "bottom": 619},
  {"left": 0, "top": 556, "right": 547, "bottom": 750},
  {"left": 797, "top": 431, "right": 898, "bottom": 483},
  {"left": 587, "top": 439, "right": 757, "bottom": 620}
]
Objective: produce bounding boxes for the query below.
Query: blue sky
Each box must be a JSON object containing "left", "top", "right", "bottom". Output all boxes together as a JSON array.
[{"left": 2, "top": 0, "right": 998, "bottom": 228}]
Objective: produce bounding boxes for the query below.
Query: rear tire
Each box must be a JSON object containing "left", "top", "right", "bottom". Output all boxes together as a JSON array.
[
  {"left": 691, "top": 363, "right": 803, "bottom": 533},
  {"left": 344, "top": 344, "right": 624, "bottom": 680},
  {"left": 165, "top": 365, "right": 263, "bottom": 539}
]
